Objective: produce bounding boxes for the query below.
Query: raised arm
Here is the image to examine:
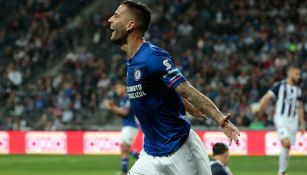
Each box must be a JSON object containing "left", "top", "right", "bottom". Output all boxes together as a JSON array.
[
  {"left": 183, "top": 98, "right": 207, "bottom": 119},
  {"left": 175, "top": 81, "right": 240, "bottom": 144}
]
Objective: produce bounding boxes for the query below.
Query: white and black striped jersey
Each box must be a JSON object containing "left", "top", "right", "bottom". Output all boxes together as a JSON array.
[{"left": 268, "top": 80, "right": 303, "bottom": 128}]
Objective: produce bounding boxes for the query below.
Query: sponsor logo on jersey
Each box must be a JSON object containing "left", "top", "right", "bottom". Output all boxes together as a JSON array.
[{"left": 127, "top": 84, "right": 147, "bottom": 99}]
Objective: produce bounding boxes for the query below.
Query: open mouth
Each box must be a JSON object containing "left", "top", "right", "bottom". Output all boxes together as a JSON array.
[{"left": 110, "top": 26, "right": 115, "bottom": 33}]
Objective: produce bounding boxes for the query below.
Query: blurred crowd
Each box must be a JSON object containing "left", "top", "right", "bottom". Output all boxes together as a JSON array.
[
  {"left": 0, "top": 0, "right": 93, "bottom": 130},
  {"left": 0, "top": 0, "right": 306, "bottom": 131}
]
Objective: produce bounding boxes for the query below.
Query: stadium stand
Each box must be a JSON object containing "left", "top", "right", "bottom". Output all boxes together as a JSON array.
[{"left": 0, "top": 0, "right": 306, "bottom": 130}]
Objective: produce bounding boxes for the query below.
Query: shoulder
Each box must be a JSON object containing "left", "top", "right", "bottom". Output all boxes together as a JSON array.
[
  {"left": 144, "top": 42, "right": 172, "bottom": 62},
  {"left": 268, "top": 80, "right": 286, "bottom": 99},
  {"left": 272, "top": 80, "right": 286, "bottom": 88},
  {"left": 143, "top": 42, "right": 174, "bottom": 73},
  {"left": 270, "top": 80, "right": 286, "bottom": 93},
  {"left": 210, "top": 160, "right": 223, "bottom": 168},
  {"left": 210, "top": 161, "right": 227, "bottom": 175}
]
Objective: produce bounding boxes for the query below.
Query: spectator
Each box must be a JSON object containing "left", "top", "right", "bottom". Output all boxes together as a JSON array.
[
  {"left": 7, "top": 64, "right": 22, "bottom": 87},
  {"left": 0, "top": 0, "right": 306, "bottom": 130},
  {"left": 248, "top": 116, "right": 265, "bottom": 130}
]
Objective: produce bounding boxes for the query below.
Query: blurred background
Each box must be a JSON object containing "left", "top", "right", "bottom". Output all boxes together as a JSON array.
[{"left": 0, "top": 0, "right": 306, "bottom": 131}]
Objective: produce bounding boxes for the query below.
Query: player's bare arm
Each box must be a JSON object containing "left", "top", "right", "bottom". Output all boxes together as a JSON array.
[
  {"left": 254, "top": 92, "right": 274, "bottom": 114},
  {"left": 175, "top": 81, "right": 240, "bottom": 143},
  {"left": 183, "top": 98, "right": 207, "bottom": 119},
  {"left": 104, "top": 100, "right": 129, "bottom": 117},
  {"left": 297, "top": 101, "right": 305, "bottom": 135},
  {"left": 176, "top": 81, "right": 225, "bottom": 123}
]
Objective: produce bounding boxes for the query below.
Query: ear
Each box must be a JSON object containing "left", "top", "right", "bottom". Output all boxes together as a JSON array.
[{"left": 126, "top": 20, "right": 136, "bottom": 32}]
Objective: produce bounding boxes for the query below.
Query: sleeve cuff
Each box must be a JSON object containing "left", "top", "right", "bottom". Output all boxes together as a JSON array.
[{"left": 168, "top": 76, "right": 187, "bottom": 90}]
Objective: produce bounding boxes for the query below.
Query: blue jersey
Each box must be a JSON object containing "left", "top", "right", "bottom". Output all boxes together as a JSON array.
[
  {"left": 119, "top": 96, "right": 138, "bottom": 128},
  {"left": 126, "top": 41, "right": 190, "bottom": 156}
]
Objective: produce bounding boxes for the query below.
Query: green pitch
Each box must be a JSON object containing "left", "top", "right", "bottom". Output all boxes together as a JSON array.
[{"left": 0, "top": 155, "right": 306, "bottom": 175}]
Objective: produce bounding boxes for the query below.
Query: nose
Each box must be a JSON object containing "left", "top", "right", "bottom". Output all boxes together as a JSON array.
[{"left": 108, "top": 16, "right": 113, "bottom": 23}]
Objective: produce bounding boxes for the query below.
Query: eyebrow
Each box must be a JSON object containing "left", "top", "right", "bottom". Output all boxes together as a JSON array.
[{"left": 114, "top": 12, "right": 120, "bottom": 17}]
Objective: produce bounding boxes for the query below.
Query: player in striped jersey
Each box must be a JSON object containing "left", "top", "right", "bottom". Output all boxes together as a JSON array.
[{"left": 253, "top": 65, "right": 305, "bottom": 175}]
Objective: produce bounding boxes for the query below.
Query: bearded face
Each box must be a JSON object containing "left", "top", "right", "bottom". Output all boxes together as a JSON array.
[
  {"left": 289, "top": 68, "right": 301, "bottom": 84},
  {"left": 110, "top": 21, "right": 129, "bottom": 45},
  {"left": 108, "top": 5, "right": 131, "bottom": 45}
]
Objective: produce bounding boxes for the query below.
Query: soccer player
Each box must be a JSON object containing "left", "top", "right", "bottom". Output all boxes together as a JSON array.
[
  {"left": 108, "top": 1, "right": 240, "bottom": 174},
  {"left": 104, "top": 82, "right": 139, "bottom": 175},
  {"left": 210, "top": 143, "right": 233, "bottom": 175},
  {"left": 253, "top": 65, "right": 305, "bottom": 175}
]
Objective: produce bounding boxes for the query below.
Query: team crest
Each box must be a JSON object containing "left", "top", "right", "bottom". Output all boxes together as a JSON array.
[{"left": 134, "top": 69, "right": 141, "bottom": 81}]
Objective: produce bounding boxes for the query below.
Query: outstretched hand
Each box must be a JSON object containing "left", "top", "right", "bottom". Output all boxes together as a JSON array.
[{"left": 219, "top": 113, "right": 240, "bottom": 146}]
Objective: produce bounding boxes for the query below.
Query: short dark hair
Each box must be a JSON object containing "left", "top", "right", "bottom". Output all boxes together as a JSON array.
[
  {"left": 121, "top": 0, "right": 151, "bottom": 33},
  {"left": 287, "top": 65, "right": 300, "bottom": 72},
  {"left": 212, "top": 143, "right": 229, "bottom": 156},
  {"left": 115, "top": 81, "right": 126, "bottom": 86}
]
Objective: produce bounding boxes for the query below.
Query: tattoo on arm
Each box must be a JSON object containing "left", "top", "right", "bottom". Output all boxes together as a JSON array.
[
  {"left": 175, "top": 81, "right": 224, "bottom": 124},
  {"left": 183, "top": 99, "right": 205, "bottom": 118}
]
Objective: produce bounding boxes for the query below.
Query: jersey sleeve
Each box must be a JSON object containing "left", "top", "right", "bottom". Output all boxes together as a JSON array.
[
  {"left": 120, "top": 97, "right": 131, "bottom": 110},
  {"left": 124, "top": 99, "right": 131, "bottom": 109},
  {"left": 297, "top": 88, "right": 303, "bottom": 102},
  {"left": 268, "top": 82, "right": 281, "bottom": 99},
  {"left": 146, "top": 51, "right": 186, "bottom": 90}
]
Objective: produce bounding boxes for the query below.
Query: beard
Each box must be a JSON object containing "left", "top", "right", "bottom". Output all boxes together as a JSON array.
[
  {"left": 110, "top": 30, "right": 129, "bottom": 46},
  {"left": 293, "top": 78, "right": 301, "bottom": 85},
  {"left": 293, "top": 77, "right": 301, "bottom": 85}
]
